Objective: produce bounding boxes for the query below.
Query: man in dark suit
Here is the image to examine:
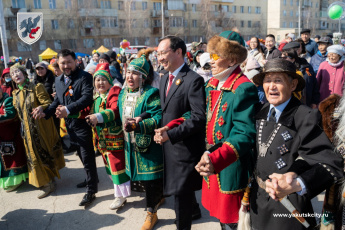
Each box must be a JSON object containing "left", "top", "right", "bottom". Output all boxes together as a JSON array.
[
  {"left": 155, "top": 36, "right": 206, "bottom": 230},
  {"left": 37, "top": 49, "right": 98, "bottom": 206}
]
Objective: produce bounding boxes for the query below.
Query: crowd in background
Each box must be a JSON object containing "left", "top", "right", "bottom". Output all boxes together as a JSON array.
[{"left": 1, "top": 29, "right": 345, "bottom": 230}]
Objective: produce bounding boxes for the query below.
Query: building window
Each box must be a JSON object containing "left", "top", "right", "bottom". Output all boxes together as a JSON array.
[
  {"left": 134, "top": 37, "right": 138, "bottom": 46},
  {"left": 69, "top": 39, "right": 77, "bottom": 49},
  {"left": 155, "top": 37, "right": 159, "bottom": 45},
  {"left": 315, "top": 12, "right": 317, "bottom": 18},
  {"left": 142, "top": 2, "right": 147, "bottom": 10},
  {"left": 223, "top": 5, "right": 229, "bottom": 12},
  {"left": 34, "top": 0, "right": 42, "bottom": 9},
  {"left": 283, "top": 10, "right": 286, "bottom": 16},
  {"left": 232, "top": 6, "right": 236, "bottom": 13},
  {"left": 192, "top": 20, "right": 197, "bottom": 28},
  {"left": 68, "top": 19, "right": 74, "bottom": 29},
  {"left": 311, "top": 2, "right": 313, "bottom": 7},
  {"left": 169, "top": 17, "right": 183, "bottom": 27},
  {"left": 255, "top": 7, "right": 261, "bottom": 14},
  {"left": 65, "top": 0, "right": 71, "bottom": 9},
  {"left": 39, "top": 40, "right": 46, "bottom": 50},
  {"left": 144, "top": 19, "right": 149, "bottom": 28},
  {"left": 290, "top": 10, "right": 293, "bottom": 16},
  {"left": 283, "top": 0, "right": 286, "bottom": 6},
  {"left": 83, "top": 39, "right": 95, "bottom": 48},
  {"left": 12, "top": 0, "right": 25, "bottom": 8},
  {"left": 118, "top": 1, "right": 124, "bottom": 10},
  {"left": 248, "top": 21, "right": 251, "bottom": 27},
  {"left": 192, "top": 4, "right": 196, "bottom": 12},
  {"left": 51, "top": 20, "right": 59, "bottom": 29},
  {"left": 101, "top": 1, "right": 111, "bottom": 9},
  {"left": 296, "top": 0, "right": 299, "bottom": 6},
  {"left": 131, "top": 2, "right": 136, "bottom": 10},
  {"left": 153, "top": 19, "right": 161, "bottom": 27},
  {"left": 104, "top": 38, "right": 111, "bottom": 47},
  {"left": 101, "top": 18, "right": 118, "bottom": 27},
  {"left": 290, "top": 22, "right": 294, "bottom": 28},
  {"left": 240, "top": 6, "right": 244, "bottom": 13},
  {"left": 132, "top": 19, "right": 137, "bottom": 28},
  {"left": 240, "top": 20, "right": 244, "bottom": 27},
  {"left": 145, "top": 37, "right": 150, "bottom": 46},
  {"left": 17, "top": 41, "right": 31, "bottom": 51},
  {"left": 49, "top": 0, "right": 56, "bottom": 9},
  {"left": 153, "top": 2, "right": 161, "bottom": 11},
  {"left": 54, "top": 40, "right": 61, "bottom": 50},
  {"left": 316, "top": 3, "right": 318, "bottom": 8},
  {"left": 282, "top": 22, "right": 286, "bottom": 28},
  {"left": 296, "top": 11, "right": 299, "bottom": 16},
  {"left": 6, "top": 18, "right": 16, "bottom": 30},
  {"left": 290, "top": 0, "right": 293, "bottom": 6},
  {"left": 248, "top": 6, "right": 251, "bottom": 14},
  {"left": 119, "top": 19, "right": 125, "bottom": 28}
]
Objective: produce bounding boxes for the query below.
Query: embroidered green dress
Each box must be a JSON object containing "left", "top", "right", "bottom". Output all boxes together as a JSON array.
[
  {"left": 91, "top": 86, "right": 130, "bottom": 185},
  {"left": 118, "top": 84, "right": 163, "bottom": 181}
]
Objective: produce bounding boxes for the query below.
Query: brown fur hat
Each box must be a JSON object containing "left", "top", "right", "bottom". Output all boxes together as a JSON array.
[
  {"left": 207, "top": 35, "right": 247, "bottom": 64},
  {"left": 137, "top": 48, "right": 155, "bottom": 61}
]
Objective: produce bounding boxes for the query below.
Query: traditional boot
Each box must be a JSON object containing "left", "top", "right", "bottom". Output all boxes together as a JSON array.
[
  {"left": 109, "top": 197, "right": 127, "bottom": 210},
  {"left": 5, "top": 181, "right": 24, "bottom": 192},
  {"left": 37, "top": 181, "right": 55, "bottom": 199},
  {"left": 141, "top": 211, "right": 158, "bottom": 230}
]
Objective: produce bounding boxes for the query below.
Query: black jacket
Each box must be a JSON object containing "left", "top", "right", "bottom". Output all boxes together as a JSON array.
[
  {"left": 298, "top": 62, "right": 320, "bottom": 106},
  {"left": 34, "top": 69, "right": 55, "bottom": 100},
  {"left": 250, "top": 97, "right": 343, "bottom": 230},
  {"left": 264, "top": 46, "right": 281, "bottom": 60},
  {"left": 159, "top": 64, "right": 206, "bottom": 195}
]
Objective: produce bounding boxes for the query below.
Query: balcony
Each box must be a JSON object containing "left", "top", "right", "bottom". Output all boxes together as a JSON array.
[
  {"left": 78, "top": 8, "right": 118, "bottom": 17},
  {"left": 213, "top": 11, "right": 231, "bottom": 18},
  {"left": 151, "top": 10, "right": 169, "bottom": 17}
]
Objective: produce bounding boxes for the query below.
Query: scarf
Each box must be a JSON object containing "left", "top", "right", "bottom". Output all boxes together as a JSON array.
[
  {"left": 327, "top": 56, "right": 345, "bottom": 67},
  {"left": 213, "top": 64, "right": 239, "bottom": 90},
  {"left": 18, "top": 78, "right": 29, "bottom": 90}
]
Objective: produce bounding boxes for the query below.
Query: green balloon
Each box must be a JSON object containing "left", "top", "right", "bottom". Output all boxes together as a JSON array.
[{"left": 329, "top": 5, "right": 343, "bottom": 20}]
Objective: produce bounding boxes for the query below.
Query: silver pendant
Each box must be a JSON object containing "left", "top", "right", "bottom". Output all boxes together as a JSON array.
[{"left": 259, "top": 143, "right": 268, "bottom": 157}]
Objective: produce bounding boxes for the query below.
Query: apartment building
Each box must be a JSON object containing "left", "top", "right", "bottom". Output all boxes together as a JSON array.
[{"left": 267, "top": 0, "right": 345, "bottom": 42}]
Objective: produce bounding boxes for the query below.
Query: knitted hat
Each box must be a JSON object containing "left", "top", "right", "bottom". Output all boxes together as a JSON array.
[
  {"left": 1, "top": 68, "right": 10, "bottom": 78},
  {"left": 286, "top": 33, "right": 295, "bottom": 40},
  {"left": 99, "top": 53, "right": 110, "bottom": 63},
  {"left": 327, "top": 44, "right": 345, "bottom": 56},
  {"left": 253, "top": 59, "right": 305, "bottom": 92},
  {"left": 94, "top": 63, "right": 112, "bottom": 85},
  {"left": 128, "top": 54, "right": 150, "bottom": 78},
  {"left": 219, "top": 30, "right": 246, "bottom": 47},
  {"left": 106, "top": 50, "right": 117, "bottom": 60}
]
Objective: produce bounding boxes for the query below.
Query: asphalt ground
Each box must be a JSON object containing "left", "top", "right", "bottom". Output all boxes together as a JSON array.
[{"left": 0, "top": 151, "right": 324, "bottom": 230}]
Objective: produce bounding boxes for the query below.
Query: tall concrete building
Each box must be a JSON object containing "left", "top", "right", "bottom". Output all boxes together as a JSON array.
[{"left": 267, "top": 0, "right": 345, "bottom": 42}]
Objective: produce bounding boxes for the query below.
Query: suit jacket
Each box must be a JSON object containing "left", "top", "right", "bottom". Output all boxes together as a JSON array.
[
  {"left": 250, "top": 97, "right": 343, "bottom": 230},
  {"left": 159, "top": 63, "right": 206, "bottom": 195},
  {"left": 44, "top": 68, "right": 94, "bottom": 136}
]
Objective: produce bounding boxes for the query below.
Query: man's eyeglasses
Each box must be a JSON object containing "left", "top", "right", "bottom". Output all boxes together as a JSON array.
[
  {"left": 157, "top": 49, "right": 172, "bottom": 57},
  {"left": 210, "top": 53, "right": 220, "bottom": 61}
]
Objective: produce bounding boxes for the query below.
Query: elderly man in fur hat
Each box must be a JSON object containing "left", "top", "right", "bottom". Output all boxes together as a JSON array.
[
  {"left": 250, "top": 58, "right": 343, "bottom": 230},
  {"left": 195, "top": 31, "right": 259, "bottom": 230}
]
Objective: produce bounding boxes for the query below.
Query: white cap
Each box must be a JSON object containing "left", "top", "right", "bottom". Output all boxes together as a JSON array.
[
  {"left": 287, "top": 33, "right": 295, "bottom": 40},
  {"left": 327, "top": 44, "right": 345, "bottom": 56},
  {"left": 200, "top": 52, "right": 211, "bottom": 67}
]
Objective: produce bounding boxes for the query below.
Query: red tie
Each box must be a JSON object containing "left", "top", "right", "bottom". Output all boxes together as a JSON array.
[{"left": 166, "top": 74, "right": 174, "bottom": 96}]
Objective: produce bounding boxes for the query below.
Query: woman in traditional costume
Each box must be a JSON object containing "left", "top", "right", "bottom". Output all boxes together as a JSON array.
[
  {"left": 118, "top": 51, "right": 164, "bottom": 230},
  {"left": 0, "top": 86, "right": 28, "bottom": 192},
  {"left": 10, "top": 64, "right": 65, "bottom": 199},
  {"left": 195, "top": 31, "right": 259, "bottom": 229},
  {"left": 86, "top": 63, "right": 131, "bottom": 210}
]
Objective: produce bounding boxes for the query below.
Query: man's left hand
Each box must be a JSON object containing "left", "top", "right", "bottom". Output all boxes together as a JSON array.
[{"left": 265, "top": 172, "right": 301, "bottom": 200}]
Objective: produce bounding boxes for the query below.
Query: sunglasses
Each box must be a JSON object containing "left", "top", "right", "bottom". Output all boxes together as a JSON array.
[{"left": 210, "top": 53, "right": 220, "bottom": 61}]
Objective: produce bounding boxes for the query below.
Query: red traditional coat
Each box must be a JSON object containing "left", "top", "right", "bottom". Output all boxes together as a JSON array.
[{"left": 202, "top": 67, "right": 258, "bottom": 224}]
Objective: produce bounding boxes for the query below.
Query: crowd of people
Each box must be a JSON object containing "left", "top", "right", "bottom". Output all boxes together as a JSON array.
[{"left": 1, "top": 29, "right": 345, "bottom": 230}]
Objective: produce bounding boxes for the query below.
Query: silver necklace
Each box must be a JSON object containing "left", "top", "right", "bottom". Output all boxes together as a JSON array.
[{"left": 258, "top": 119, "right": 282, "bottom": 157}]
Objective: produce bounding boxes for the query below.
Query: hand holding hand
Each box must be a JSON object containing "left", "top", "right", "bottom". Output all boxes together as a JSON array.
[
  {"left": 154, "top": 126, "right": 170, "bottom": 145},
  {"left": 85, "top": 114, "right": 98, "bottom": 127},
  {"left": 55, "top": 105, "right": 68, "bottom": 119},
  {"left": 265, "top": 172, "right": 301, "bottom": 200},
  {"left": 195, "top": 152, "right": 215, "bottom": 177},
  {"left": 32, "top": 106, "right": 45, "bottom": 119}
]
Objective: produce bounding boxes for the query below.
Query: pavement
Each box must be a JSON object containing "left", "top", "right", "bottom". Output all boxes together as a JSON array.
[{"left": 0, "top": 151, "right": 325, "bottom": 230}]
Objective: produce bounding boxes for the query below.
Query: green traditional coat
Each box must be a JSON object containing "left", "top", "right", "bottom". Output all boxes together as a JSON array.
[
  {"left": 118, "top": 84, "right": 163, "bottom": 181},
  {"left": 91, "top": 86, "right": 129, "bottom": 185}
]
